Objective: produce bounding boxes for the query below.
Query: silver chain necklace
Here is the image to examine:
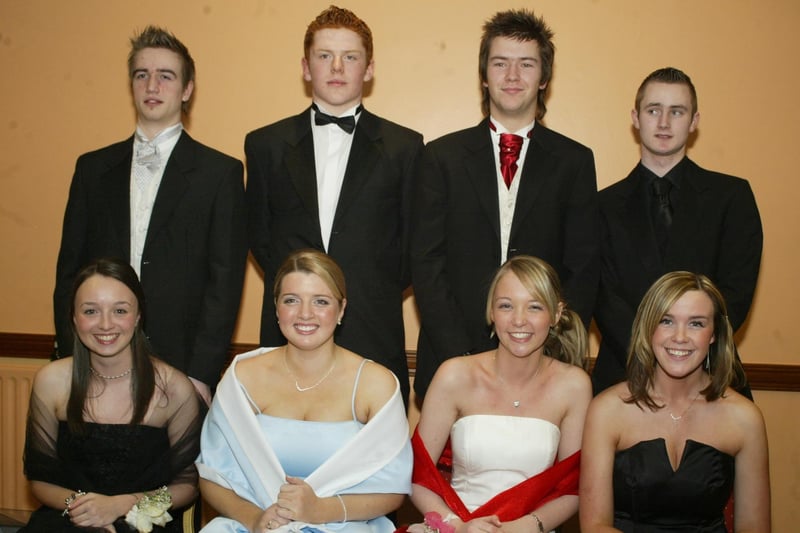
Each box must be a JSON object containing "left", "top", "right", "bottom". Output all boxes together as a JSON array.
[
  {"left": 89, "top": 365, "right": 132, "bottom": 380},
  {"left": 493, "top": 353, "right": 543, "bottom": 408},
  {"left": 283, "top": 352, "right": 337, "bottom": 392},
  {"left": 667, "top": 390, "right": 702, "bottom": 421}
]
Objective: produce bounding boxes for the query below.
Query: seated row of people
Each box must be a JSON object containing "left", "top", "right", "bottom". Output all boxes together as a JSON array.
[{"left": 22, "top": 251, "right": 769, "bottom": 532}]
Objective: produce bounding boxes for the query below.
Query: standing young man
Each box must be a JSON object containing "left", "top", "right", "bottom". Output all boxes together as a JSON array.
[
  {"left": 245, "top": 6, "right": 423, "bottom": 403},
  {"left": 54, "top": 26, "right": 247, "bottom": 403},
  {"left": 592, "top": 67, "right": 761, "bottom": 395},
  {"left": 411, "top": 9, "right": 599, "bottom": 400}
]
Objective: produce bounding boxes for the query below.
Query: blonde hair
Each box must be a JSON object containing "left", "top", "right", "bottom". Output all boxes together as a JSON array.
[
  {"left": 485, "top": 255, "right": 587, "bottom": 368},
  {"left": 273, "top": 249, "right": 346, "bottom": 305}
]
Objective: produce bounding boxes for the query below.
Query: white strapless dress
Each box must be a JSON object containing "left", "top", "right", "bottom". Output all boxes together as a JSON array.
[{"left": 450, "top": 414, "right": 560, "bottom": 512}]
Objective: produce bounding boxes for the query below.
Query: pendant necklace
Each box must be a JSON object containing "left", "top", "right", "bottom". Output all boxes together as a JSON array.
[
  {"left": 89, "top": 366, "right": 132, "bottom": 380},
  {"left": 493, "top": 353, "right": 542, "bottom": 408},
  {"left": 284, "top": 351, "right": 337, "bottom": 392},
  {"left": 667, "top": 390, "right": 702, "bottom": 421}
]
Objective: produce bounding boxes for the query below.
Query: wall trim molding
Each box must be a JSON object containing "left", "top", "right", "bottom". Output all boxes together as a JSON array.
[{"left": 2, "top": 332, "right": 798, "bottom": 392}]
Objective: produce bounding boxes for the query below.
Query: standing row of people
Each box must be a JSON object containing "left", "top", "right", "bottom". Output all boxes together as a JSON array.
[
  {"left": 51, "top": 5, "right": 763, "bottom": 408},
  {"left": 35, "top": 2, "right": 768, "bottom": 532}
]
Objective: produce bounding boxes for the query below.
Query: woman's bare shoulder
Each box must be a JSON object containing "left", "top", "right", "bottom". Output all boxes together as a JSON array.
[{"left": 716, "top": 388, "right": 766, "bottom": 430}]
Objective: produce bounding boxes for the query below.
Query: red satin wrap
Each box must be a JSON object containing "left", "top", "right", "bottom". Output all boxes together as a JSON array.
[{"left": 410, "top": 426, "right": 580, "bottom": 522}]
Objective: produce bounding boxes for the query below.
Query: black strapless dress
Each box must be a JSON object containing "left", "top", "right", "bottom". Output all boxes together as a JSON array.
[{"left": 613, "top": 438, "right": 734, "bottom": 532}]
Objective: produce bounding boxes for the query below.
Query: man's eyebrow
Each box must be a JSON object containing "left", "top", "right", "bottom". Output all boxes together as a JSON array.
[{"left": 132, "top": 68, "right": 178, "bottom": 75}]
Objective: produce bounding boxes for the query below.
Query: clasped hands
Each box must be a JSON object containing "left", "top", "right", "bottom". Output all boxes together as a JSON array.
[
  {"left": 257, "top": 476, "right": 319, "bottom": 532},
  {"left": 64, "top": 491, "right": 133, "bottom": 532},
  {"left": 409, "top": 515, "right": 503, "bottom": 533}
]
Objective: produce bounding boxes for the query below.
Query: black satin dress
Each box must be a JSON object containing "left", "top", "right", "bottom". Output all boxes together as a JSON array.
[{"left": 613, "top": 438, "right": 734, "bottom": 532}]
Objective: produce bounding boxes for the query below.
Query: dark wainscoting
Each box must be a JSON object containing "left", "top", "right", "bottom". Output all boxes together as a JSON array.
[{"left": 1, "top": 332, "right": 798, "bottom": 392}]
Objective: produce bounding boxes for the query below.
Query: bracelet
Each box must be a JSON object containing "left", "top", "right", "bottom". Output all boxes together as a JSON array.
[
  {"left": 62, "top": 490, "right": 86, "bottom": 516},
  {"left": 530, "top": 512, "right": 544, "bottom": 533},
  {"left": 335, "top": 494, "right": 347, "bottom": 523}
]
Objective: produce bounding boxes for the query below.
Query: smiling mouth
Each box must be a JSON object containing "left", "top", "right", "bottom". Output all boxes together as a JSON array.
[
  {"left": 294, "top": 324, "right": 319, "bottom": 333},
  {"left": 509, "top": 332, "right": 533, "bottom": 340},
  {"left": 94, "top": 334, "right": 119, "bottom": 344},
  {"left": 665, "top": 348, "right": 692, "bottom": 357}
]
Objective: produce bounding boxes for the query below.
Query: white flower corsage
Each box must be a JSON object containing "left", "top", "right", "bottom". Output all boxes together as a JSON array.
[{"left": 124, "top": 486, "right": 173, "bottom": 533}]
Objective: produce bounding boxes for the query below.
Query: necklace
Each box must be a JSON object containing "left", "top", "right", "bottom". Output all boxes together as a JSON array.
[
  {"left": 89, "top": 365, "right": 132, "bottom": 380},
  {"left": 493, "top": 353, "right": 543, "bottom": 408},
  {"left": 667, "top": 390, "right": 702, "bottom": 421},
  {"left": 283, "top": 351, "right": 337, "bottom": 392}
]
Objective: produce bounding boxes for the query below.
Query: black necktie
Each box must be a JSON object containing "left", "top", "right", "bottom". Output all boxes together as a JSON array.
[
  {"left": 312, "top": 103, "right": 362, "bottom": 134},
  {"left": 651, "top": 178, "right": 673, "bottom": 251}
]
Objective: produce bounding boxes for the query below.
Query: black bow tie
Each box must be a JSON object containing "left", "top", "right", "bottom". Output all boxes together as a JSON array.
[{"left": 312, "top": 103, "right": 362, "bottom": 134}]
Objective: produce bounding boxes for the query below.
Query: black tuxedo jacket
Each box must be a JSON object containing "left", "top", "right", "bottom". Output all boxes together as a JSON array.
[
  {"left": 245, "top": 108, "right": 423, "bottom": 402},
  {"left": 411, "top": 118, "right": 599, "bottom": 399},
  {"left": 54, "top": 131, "right": 248, "bottom": 386},
  {"left": 592, "top": 158, "right": 762, "bottom": 393}
]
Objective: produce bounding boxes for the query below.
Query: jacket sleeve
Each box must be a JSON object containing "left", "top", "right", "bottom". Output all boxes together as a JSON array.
[{"left": 188, "top": 159, "right": 248, "bottom": 385}]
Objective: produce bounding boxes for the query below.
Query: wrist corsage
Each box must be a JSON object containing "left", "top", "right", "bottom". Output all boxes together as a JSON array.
[
  {"left": 423, "top": 511, "right": 456, "bottom": 533},
  {"left": 124, "top": 486, "right": 173, "bottom": 533}
]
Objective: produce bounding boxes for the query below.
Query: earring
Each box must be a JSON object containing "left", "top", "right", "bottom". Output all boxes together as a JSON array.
[
  {"left": 337, "top": 319, "right": 342, "bottom": 326},
  {"left": 705, "top": 351, "right": 711, "bottom": 371}
]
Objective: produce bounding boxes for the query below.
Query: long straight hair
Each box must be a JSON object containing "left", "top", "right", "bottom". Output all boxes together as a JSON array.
[{"left": 67, "top": 258, "right": 156, "bottom": 434}]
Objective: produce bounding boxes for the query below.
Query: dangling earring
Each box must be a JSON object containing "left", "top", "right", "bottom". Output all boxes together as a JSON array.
[{"left": 705, "top": 350, "right": 711, "bottom": 371}]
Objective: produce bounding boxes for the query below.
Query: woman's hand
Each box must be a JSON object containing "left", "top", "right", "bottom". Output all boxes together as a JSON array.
[
  {"left": 67, "top": 492, "right": 134, "bottom": 529},
  {"left": 456, "top": 515, "right": 502, "bottom": 533},
  {"left": 252, "top": 503, "right": 290, "bottom": 533},
  {"left": 276, "top": 476, "right": 320, "bottom": 523}
]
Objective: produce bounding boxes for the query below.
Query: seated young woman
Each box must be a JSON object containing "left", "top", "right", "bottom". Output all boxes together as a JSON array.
[
  {"left": 21, "top": 257, "right": 205, "bottom": 532},
  {"left": 197, "top": 249, "right": 412, "bottom": 533},
  {"left": 409, "top": 255, "right": 592, "bottom": 533},
  {"left": 579, "top": 271, "right": 770, "bottom": 532}
]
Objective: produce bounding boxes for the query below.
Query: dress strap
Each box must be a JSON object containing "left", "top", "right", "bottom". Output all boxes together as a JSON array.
[
  {"left": 240, "top": 381, "right": 261, "bottom": 413},
  {"left": 351, "top": 359, "right": 372, "bottom": 421}
]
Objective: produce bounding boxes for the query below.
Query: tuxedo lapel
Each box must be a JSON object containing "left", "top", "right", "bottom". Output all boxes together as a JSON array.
[
  {"left": 463, "top": 121, "right": 501, "bottom": 241},
  {"left": 333, "top": 111, "right": 381, "bottom": 228},
  {"left": 146, "top": 132, "right": 191, "bottom": 249},
  {"left": 508, "top": 127, "right": 550, "bottom": 242},
  {"left": 284, "top": 112, "right": 319, "bottom": 219},
  {"left": 105, "top": 140, "right": 134, "bottom": 260}
]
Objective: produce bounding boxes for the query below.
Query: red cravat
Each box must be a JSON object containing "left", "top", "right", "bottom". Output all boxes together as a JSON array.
[
  {"left": 498, "top": 133, "right": 524, "bottom": 188},
  {"left": 490, "top": 121, "right": 528, "bottom": 188}
]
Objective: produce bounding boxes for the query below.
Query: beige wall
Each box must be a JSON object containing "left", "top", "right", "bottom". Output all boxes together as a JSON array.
[
  {"left": 1, "top": 0, "right": 799, "bottom": 364},
  {"left": 1, "top": 0, "right": 798, "bottom": 527}
]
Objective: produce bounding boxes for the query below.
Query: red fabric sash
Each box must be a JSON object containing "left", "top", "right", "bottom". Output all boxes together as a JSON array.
[{"left": 411, "top": 426, "right": 580, "bottom": 521}]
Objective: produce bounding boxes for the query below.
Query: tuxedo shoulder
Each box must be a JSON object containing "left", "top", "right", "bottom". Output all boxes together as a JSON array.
[
  {"left": 76, "top": 137, "right": 131, "bottom": 161},
  {"left": 245, "top": 113, "right": 306, "bottom": 143},
  {"left": 424, "top": 124, "right": 483, "bottom": 151},
  {"left": 185, "top": 137, "right": 240, "bottom": 164},
  {"left": 366, "top": 113, "right": 423, "bottom": 142},
  {"left": 600, "top": 174, "right": 635, "bottom": 197},
  {"left": 689, "top": 161, "right": 750, "bottom": 188},
  {"left": 532, "top": 123, "right": 593, "bottom": 154}
]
